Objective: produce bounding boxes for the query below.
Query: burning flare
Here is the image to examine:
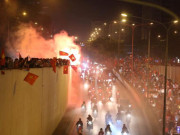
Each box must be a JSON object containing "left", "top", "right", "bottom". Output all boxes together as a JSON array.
[{"left": 6, "top": 23, "right": 81, "bottom": 64}]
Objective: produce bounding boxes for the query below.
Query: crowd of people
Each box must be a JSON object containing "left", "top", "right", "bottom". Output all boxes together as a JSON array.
[
  {"left": 0, "top": 57, "right": 69, "bottom": 70},
  {"left": 116, "top": 56, "right": 180, "bottom": 135}
]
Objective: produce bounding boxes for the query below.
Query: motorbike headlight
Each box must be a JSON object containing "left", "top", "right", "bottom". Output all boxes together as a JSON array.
[
  {"left": 107, "top": 131, "right": 111, "bottom": 135},
  {"left": 127, "top": 114, "right": 131, "bottom": 118}
]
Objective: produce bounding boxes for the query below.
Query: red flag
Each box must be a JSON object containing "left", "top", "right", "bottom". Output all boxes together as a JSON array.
[
  {"left": 24, "top": 72, "right": 38, "bottom": 85},
  {"left": 71, "top": 65, "right": 77, "bottom": 72},
  {"left": 1, "top": 71, "right": 5, "bottom": 75},
  {"left": 50, "top": 58, "right": 56, "bottom": 73},
  {"left": 59, "top": 51, "right": 69, "bottom": 56},
  {"left": 1, "top": 49, "right": 5, "bottom": 66},
  {"left": 69, "top": 54, "right": 76, "bottom": 62},
  {"left": 63, "top": 65, "right": 68, "bottom": 74}
]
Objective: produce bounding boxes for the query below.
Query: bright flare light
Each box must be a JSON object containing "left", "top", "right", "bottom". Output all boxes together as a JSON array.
[
  {"left": 6, "top": 24, "right": 81, "bottom": 62},
  {"left": 84, "top": 83, "right": 89, "bottom": 90}
]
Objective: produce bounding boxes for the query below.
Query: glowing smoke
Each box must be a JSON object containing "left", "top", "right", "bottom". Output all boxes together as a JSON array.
[
  {"left": 6, "top": 23, "right": 82, "bottom": 107},
  {"left": 6, "top": 23, "right": 80, "bottom": 61}
]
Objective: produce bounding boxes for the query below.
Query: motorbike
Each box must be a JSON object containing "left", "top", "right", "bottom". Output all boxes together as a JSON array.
[
  {"left": 93, "top": 108, "right": 98, "bottom": 118},
  {"left": 116, "top": 113, "right": 122, "bottom": 124},
  {"left": 126, "top": 111, "right": 131, "bottom": 126},
  {"left": 87, "top": 120, "right": 93, "bottom": 131},
  {"left": 105, "top": 130, "right": 112, "bottom": 135},
  {"left": 177, "top": 126, "right": 180, "bottom": 133},
  {"left": 81, "top": 104, "right": 86, "bottom": 113},
  {"left": 121, "top": 127, "right": 129, "bottom": 135},
  {"left": 105, "top": 115, "right": 113, "bottom": 125},
  {"left": 77, "top": 124, "right": 83, "bottom": 135},
  {"left": 105, "top": 127, "right": 112, "bottom": 135},
  {"left": 121, "top": 130, "right": 129, "bottom": 135}
]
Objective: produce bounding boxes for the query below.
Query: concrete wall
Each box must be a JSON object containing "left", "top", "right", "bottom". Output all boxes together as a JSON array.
[
  {"left": 151, "top": 65, "right": 180, "bottom": 83},
  {"left": 0, "top": 67, "right": 69, "bottom": 135}
]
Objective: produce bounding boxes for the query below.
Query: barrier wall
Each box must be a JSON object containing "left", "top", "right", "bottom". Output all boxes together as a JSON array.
[
  {"left": 151, "top": 65, "right": 180, "bottom": 83},
  {"left": 0, "top": 67, "right": 69, "bottom": 135}
]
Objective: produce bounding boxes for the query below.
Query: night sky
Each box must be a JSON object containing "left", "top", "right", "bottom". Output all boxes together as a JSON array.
[
  {"left": 51, "top": 0, "right": 142, "bottom": 40},
  {"left": 50, "top": 0, "right": 180, "bottom": 41}
]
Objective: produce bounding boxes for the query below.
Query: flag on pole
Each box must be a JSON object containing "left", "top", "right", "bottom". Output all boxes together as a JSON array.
[
  {"left": 59, "top": 51, "right": 69, "bottom": 56},
  {"left": 1, "top": 49, "right": 5, "bottom": 66},
  {"left": 24, "top": 72, "right": 38, "bottom": 85},
  {"left": 69, "top": 54, "right": 76, "bottom": 62},
  {"left": 71, "top": 65, "right": 77, "bottom": 72},
  {"left": 19, "top": 53, "right": 22, "bottom": 59},
  {"left": 50, "top": 58, "right": 56, "bottom": 73},
  {"left": 63, "top": 65, "right": 68, "bottom": 74}
]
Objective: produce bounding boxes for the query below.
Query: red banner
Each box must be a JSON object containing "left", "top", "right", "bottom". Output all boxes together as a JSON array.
[
  {"left": 71, "top": 65, "right": 77, "bottom": 72},
  {"left": 63, "top": 65, "right": 68, "bottom": 74},
  {"left": 69, "top": 54, "right": 76, "bottom": 62},
  {"left": 50, "top": 58, "right": 56, "bottom": 73},
  {"left": 59, "top": 51, "right": 69, "bottom": 56},
  {"left": 24, "top": 72, "right": 39, "bottom": 85}
]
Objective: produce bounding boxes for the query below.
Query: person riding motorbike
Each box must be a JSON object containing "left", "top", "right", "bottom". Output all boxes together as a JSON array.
[
  {"left": 76, "top": 118, "right": 83, "bottom": 128},
  {"left": 93, "top": 104, "right": 98, "bottom": 112},
  {"left": 87, "top": 114, "right": 93, "bottom": 122},
  {"left": 105, "top": 124, "right": 112, "bottom": 134},
  {"left": 121, "top": 124, "right": 129, "bottom": 133},
  {"left": 76, "top": 118, "right": 83, "bottom": 134},
  {"left": 98, "top": 128, "right": 104, "bottom": 135},
  {"left": 116, "top": 111, "right": 122, "bottom": 121},
  {"left": 82, "top": 101, "right": 86, "bottom": 108},
  {"left": 87, "top": 115, "right": 93, "bottom": 130},
  {"left": 81, "top": 101, "right": 86, "bottom": 112},
  {"left": 105, "top": 111, "right": 112, "bottom": 124}
]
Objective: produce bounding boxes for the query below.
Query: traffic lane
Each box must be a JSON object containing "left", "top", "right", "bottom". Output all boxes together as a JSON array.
[
  {"left": 53, "top": 107, "right": 79, "bottom": 135},
  {"left": 116, "top": 79, "right": 161, "bottom": 135}
]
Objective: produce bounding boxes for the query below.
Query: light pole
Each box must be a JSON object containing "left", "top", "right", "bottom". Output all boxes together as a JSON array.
[{"left": 162, "top": 20, "right": 178, "bottom": 135}]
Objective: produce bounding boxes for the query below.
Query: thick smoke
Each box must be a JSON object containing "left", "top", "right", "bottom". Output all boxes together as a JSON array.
[{"left": 6, "top": 23, "right": 80, "bottom": 59}]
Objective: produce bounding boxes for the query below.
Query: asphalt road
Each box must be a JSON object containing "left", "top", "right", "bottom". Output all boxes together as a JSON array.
[{"left": 53, "top": 76, "right": 162, "bottom": 135}]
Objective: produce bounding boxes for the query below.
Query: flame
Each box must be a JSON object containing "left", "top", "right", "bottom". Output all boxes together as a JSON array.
[{"left": 6, "top": 23, "right": 81, "bottom": 65}]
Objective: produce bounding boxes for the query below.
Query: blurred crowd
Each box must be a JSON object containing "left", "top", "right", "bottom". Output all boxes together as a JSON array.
[
  {"left": 0, "top": 57, "right": 69, "bottom": 70},
  {"left": 116, "top": 56, "right": 180, "bottom": 135}
]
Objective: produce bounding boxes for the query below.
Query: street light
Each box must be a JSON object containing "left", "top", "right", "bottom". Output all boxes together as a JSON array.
[
  {"left": 22, "top": 11, "right": 27, "bottom": 16},
  {"left": 157, "top": 34, "right": 161, "bottom": 38},
  {"left": 174, "top": 20, "right": 178, "bottom": 24},
  {"left": 121, "top": 19, "right": 127, "bottom": 23},
  {"left": 121, "top": 13, "right": 128, "bottom": 17},
  {"left": 121, "top": 28, "right": 125, "bottom": 32},
  {"left": 114, "top": 21, "right": 117, "bottom": 24},
  {"left": 174, "top": 30, "right": 178, "bottom": 34}
]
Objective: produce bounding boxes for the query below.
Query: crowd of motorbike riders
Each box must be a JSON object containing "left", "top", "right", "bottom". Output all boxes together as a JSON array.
[
  {"left": 75, "top": 61, "right": 131, "bottom": 135},
  {"left": 117, "top": 56, "right": 180, "bottom": 134}
]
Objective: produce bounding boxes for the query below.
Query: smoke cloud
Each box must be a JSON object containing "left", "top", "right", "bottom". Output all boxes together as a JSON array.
[{"left": 6, "top": 23, "right": 80, "bottom": 59}]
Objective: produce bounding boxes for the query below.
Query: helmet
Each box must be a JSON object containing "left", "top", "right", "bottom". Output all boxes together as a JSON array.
[
  {"left": 79, "top": 118, "right": 81, "bottom": 121},
  {"left": 83, "top": 101, "right": 85, "bottom": 104},
  {"left": 100, "top": 128, "right": 103, "bottom": 131}
]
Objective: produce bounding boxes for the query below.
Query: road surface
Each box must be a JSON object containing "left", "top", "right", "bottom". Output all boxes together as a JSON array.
[{"left": 53, "top": 75, "right": 161, "bottom": 135}]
